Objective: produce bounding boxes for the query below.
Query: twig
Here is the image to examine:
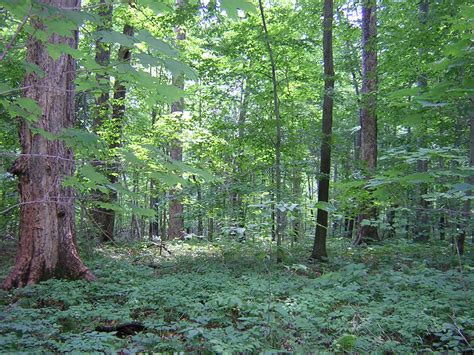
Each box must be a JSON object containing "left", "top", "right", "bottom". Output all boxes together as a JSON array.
[{"left": 0, "top": 13, "right": 30, "bottom": 62}]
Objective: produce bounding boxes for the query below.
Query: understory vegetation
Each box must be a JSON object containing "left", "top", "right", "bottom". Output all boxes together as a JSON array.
[{"left": 1, "top": 237, "right": 472, "bottom": 353}]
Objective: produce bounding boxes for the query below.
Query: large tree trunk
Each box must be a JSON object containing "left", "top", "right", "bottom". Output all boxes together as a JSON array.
[
  {"left": 354, "top": 0, "right": 379, "bottom": 245},
  {"left": 259, "top": 0, "right": 283, "bottom": 262},
  {"left": 311, "top": 0, "right": 334, "bottom": 260},
  {"left": 168, "top": 0, "right": 185, "bottom": 240},
  {"left": 2, "top": 0, "right": 94, "bottom": 290}
]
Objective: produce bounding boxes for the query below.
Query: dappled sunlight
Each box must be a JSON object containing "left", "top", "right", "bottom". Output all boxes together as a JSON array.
[{"left": 1, "top": 238, "right": 471, "bottom": 352}]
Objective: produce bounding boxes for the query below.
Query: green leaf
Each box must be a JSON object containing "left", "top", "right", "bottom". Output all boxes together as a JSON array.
[
  {"left": 95, "top": 202, "right": 124, "bottom": 213},
  {"left": 46, "top": 43, "right": 82, "bottom": 61},
  {"left": 4, "top": 98, "right": 42, "bottom": 122},
  {"left": 0, "top": 83, "right": 14, "bottom": 96},
  {"left": 132, "top": 206, "right": 156, "bottom": 218},
  {"left": 80, "top": 165, "right": 109, "bottom": 185},
  {"left": 139, "top": 0, "right": 173, "bottom": 14},
  {"left": 220, "top": 0, "right": 256, "bottom": 20},
  {"left": 313, "top": 201, "right": 336, "bottom": 212},
  {"left": 416, "top": 100, "right": 448, "bottom": 108},
  {"left": 449, "top": 183, "right": 473, "bottom": 193},
  {"left": 136, "top": 30, "right": 178, "bottom": 57},
  {"left": 389, "top": 87, "right": 419, "bottom": 98},
  {"left": 150, "top": 171, "right": 186, "bottom": 187},
  {"left": 122, "top": 151, "right": 143, "bottom": 166},
  {"left": 97, "top": 30, "right": 136, "bottom": 47},
  {"left": 22, "top": 62, "right": 45, "bottom": 78},
  {"left": 162, "top": 57, "right": 198, "bottom": 80}
]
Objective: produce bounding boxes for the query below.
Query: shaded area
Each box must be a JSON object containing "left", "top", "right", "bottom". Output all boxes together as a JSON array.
[{"left": 0, "top": 238, "right": 472, "bottom": 352}]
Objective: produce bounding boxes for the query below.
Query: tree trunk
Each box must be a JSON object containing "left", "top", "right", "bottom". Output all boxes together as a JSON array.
[
  {"left": 439, "top": 213, "right": 446, "bottom": 240},
  {"left": 292, "top": 169, "right": 303, "bottom": 242},
  {"left": 258, "top": 0, "right": 283, "bottom": 262},
  {"left": 311, "top": 0, "right": 334, "bottom": 260},
  {"left": 197, "top": 184, "right": 203, "bottom": 235},
  {"left": 148, "top": 110, "right": 159, "bottom": 239},
  {"left": 161, "top": 205, "right": 167, "bottom": 239},
  {"left": 2, "top": 0, "right": 94, "bottom": 290},
  {"left": 149, "top": 179, "right": 159, "bottom": 238},
  {"left": 91, "top": 0, "right": 114, "bottom": 242},
  {"left": 415, "top": 0, "right": 430, "bottom": 241},
  {"left": 354, "top": 0, "right": 379, "bottom": 245},
  {"left": 102, "top": 23, "right": 133, "bottom": 242},
  {"left": 386, "top": 208, "right": 396, "bottom": 238},
  {"left": 168, "top": 0, "right": 185, "bottom": 239},
  {"left": 459, "top": 103, "right": 474, "bottom": 254},
  {"left": 208, "top": 217, "right": 214, "bottom": 241},
  {"left": 231, "top": 80, "right": 248, "bottom": 229},
  {"left": 347, "top": 218, "right": 355, "bottom": 239}
]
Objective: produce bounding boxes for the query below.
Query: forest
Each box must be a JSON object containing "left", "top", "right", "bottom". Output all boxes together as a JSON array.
[{"left": 0, "top": 0, "right": 472, "bottom": 352}]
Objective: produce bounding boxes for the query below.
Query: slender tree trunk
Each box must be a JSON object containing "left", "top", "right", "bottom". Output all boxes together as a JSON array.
[
  {"left": 311, "top": 0, "right": 334, "bottom": 260},
  {"left": 351, "top": 70, "right": 362, "bottom": 163},
  {"left": 459, "top": 103, "right": 474, "bottom": 254},
  {"left": 439, "top": 213, "right": 446, "bottom": 240},
  {"left": 161, "top": 205, "right": 167, "bottom": 239},
  {"left": 231, "top": 80, "right": 247, "bottom": 229},
  {"left": 208, "top": 217, "right": 214, "bottom": 241},
  {"left": 2, "top": 0, "right": 94, "bottom": 290},
  {"left": 347, "top": 218, "right": 355, "bottom": 239},
  {"left": 91, "top": 0, "right": 114, "bottom": 242},
  {"left": 168, "top": 0, "right": 185, "bottom": 239},
  {"left": 258, "top": 0, "right": 283, "bottom": 262},
  {"left": 292, "top": 169, "right": 303, "bottom": 242},
  {"left": 197, "top": 186, "right": 203, "bottom": 235},
  {"left": 415, "top": 0, "right": 430, "bottom": 241},
  {"left": 354, "top": 0, "right": 379, "bottom": 245},
  {"left": 93, "top": 0, "right": 112, "bottom": 130},
  {"left": 131, "top": 172, "right": 141, "bottom": 240},
  {"left": 149, "top": 110, "right": 159, "bottom": 238},
  {"left": 101, "top": 23, "right": 133, "bottom": 242},
  {"left": 386, "top": 208, "right": 396, "bottom": 238}
]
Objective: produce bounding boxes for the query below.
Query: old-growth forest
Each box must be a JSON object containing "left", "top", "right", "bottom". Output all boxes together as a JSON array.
[{"left": 0, "top": 0, "right": 472, "bottom": 352}]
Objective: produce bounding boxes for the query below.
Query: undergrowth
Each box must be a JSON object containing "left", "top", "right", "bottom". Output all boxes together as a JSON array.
[{"left": 0, "top": 237, "right": 472, "bottom": 352}]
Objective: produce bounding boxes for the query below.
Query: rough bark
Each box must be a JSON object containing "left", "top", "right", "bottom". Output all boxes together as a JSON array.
[
  {"left": 168, "top": 0, "right": 185, "bottom": 239},
  {"left": 2, "top": 0, "right": 94, "bottom": 290},
  {"left": 258, "top": 0, "right": 283, "bottom": 262},
  {"left": 311, "top": 0, "right": 334, "bottom": 260},
  {"left": 354, "top": 0, "right": 379, "bottom": 245}
]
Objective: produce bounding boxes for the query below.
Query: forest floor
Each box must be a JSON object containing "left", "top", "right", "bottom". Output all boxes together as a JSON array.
[{"left": 0, "top": 235, "right": 472, "bottom": 352}]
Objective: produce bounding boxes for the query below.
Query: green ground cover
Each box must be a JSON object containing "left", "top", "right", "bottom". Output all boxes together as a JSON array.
[{"left": 0, "top": 237, "right": 472, "bottom": 352}]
